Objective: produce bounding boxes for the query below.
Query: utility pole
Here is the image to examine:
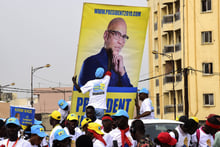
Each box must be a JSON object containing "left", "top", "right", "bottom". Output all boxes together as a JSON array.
[
  {"left": 172, "top": 59, "right": 176, "bottom": 120},
  {"left": 31, "top": 64, "right": 50, "bottom": 107},
  {"left": 183, "top": 68, "right": 189, "bottom": 118}
]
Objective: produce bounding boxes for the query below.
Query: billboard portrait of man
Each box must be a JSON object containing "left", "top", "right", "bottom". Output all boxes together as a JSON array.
[
  {"left": 72, "top": 3, "right": 150, "bottom": 121},
  {"left": 78, "top": 17, "right": 133, "bottom": 87}
]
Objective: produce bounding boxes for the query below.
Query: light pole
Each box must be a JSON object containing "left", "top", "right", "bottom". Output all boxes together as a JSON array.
[
  {"left": 51, "top": 88, "right": 66, "bottom": 100},
  {"left": 0, "top": 83, "right": 15, "bottom": 101},
  {"left": 31, "top": 64, "right": 50, "bottom": 107},
  {"left": 152, "top": 50, "right": 176, "bottom": 120}
]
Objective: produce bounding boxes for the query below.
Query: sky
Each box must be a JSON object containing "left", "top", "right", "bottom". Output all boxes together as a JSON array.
[{"left": 0, "top": 0, "right": 149, "bottom": 98}]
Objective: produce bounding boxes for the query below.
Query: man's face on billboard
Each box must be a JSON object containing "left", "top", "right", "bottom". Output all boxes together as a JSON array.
[{"left": 104, "top": 19, "right": 128, "bottom": 55}]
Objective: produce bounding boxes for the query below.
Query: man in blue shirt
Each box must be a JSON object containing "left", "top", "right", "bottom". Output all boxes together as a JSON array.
[{"left": 78, "top": 17, "right": 133, "bottom": 87}]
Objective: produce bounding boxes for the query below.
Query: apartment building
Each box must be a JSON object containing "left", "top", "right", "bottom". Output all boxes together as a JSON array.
[{"left": 147, "top": 0, "right": 220, "bottom": 120}]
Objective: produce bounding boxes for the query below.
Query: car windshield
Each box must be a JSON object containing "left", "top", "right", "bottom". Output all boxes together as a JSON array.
[{"left": 144, "top": 123, "right": 179, "bottom": 140}]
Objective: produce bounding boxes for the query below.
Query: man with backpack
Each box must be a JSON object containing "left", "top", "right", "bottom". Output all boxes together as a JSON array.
[
  {"left": 169, "top": 116, "right": 199, "bottom": 147},
  {"left": 191, "top": 114, "right": 220, "bottom": 147}
]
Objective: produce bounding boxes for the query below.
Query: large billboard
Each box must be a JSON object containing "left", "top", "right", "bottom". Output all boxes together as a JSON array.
[{"left": 71, "top": 3, "right": 150, "bottom": 123}]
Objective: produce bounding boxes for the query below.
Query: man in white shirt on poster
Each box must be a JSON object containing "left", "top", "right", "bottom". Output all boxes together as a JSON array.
[{"left": 135, "top": 88, "right": 154, "bottom": 119}]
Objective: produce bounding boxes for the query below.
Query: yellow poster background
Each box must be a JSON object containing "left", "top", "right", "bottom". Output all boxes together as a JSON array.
[{"left": 71, "top": 3, "right": 150, "bottom": 122}]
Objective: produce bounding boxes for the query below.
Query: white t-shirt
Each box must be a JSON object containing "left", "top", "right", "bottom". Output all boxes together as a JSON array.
[
  {"left": 94, "top": 118, "right": 102, "bottom": 125},
  {"left": 103, "top": 133, "right": 113, "bottom": 147},
  {"left": 196, "top": 127, "right": 214, "bottom": 147},
  {"left": 93, "top": 139, "right": 106, "bottom": 147},
  {"left": 40, "top": 137, "right": 48, "bottom": 147},
  {"left": 109, "top": 127, "right": 134, "bottom": 147},
  {"left": 0, "top": 138, "right": 31, "bottom": 147},
  {"left": 64, "top": 127, "right": 82, "bottom": 141},
  {"left": 92, "top": 134, "right": 113, "bottom": 147},
  {"left": 49, "top": 124, "right": 62, "bottom": 147},
  {"left": 58, "top": 101, "right": 71, "bottom": 123},
  {"left": 81, "top": 74, "right": 110, "bottom": 109},
  {"left": 140, "top": 98, "right": 155, "bottom": 119},
  {"left": 170, "top": 125, "right": 191, "bottom": 147}
]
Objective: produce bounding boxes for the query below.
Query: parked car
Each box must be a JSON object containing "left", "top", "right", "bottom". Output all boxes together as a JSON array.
[{"left": 129, "top": 119, "right": 183, "bottom": 140}]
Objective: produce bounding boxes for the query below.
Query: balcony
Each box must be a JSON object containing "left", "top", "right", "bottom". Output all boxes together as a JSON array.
[
  {"left": 175, "top": 43, "right": 181, "bottom": 52},
  {"left": 174, "top": 12, "right": 180, "bottom": 21},
  {"left": 164, "top": 45, "right": 174, "bottom": 53},
  {"left": 162, "top": 14, "right": 174, "bottom": 31},
  {"left": 163, "top": 14, "right": 173, "bottom": 24},
  {"left": 163, "top": 74, "right": 174, "bottom": 84},
  {"left": 178, "top": 104, "right": 183, "bottom": 112},
  {"left": 164, "top": 105, "right": 174, "bottom": 113},
  {"left": 163, "top": 0, "right": 173, "bottom": 5},
  {"left": 176, "top": 73, "right": 182, "bottom": 82}
]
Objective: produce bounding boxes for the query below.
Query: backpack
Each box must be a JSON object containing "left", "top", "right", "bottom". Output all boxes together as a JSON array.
[
  {"left": 137, "top": 136, "right": 155, "bottom": 147},
  {"left": 196, "top": 128, "right": 200, "bottom": 147},
  {"left": 167, "top": 129, "right": 179, "bottom": 147}
]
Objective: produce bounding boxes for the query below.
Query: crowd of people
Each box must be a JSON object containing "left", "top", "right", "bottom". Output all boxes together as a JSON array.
[
  {"left": 1, "top": 18, "right": 220, "bottom": 145},
  {"left": 0, "top": 97, "right": 220, "bottom": 147}
]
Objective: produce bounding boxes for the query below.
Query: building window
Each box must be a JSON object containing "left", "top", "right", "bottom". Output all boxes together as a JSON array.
[
  {"left": 201, "top": 31, "right": 212, "bottom": 44},
  {"left": 201, "top": 0, "right": 211, "bottom": 12},
  {"left": 156, "top": 93, "right": 160, "bottom": 115},
  {"left": 155, "top": 79, "right": 159, "bottom": 87},
  {"left": 202, "top": 63, "right": 213, "bottom": 74},
  {"left": 203, "top": 93, "right": 214, "bottom": 105}
]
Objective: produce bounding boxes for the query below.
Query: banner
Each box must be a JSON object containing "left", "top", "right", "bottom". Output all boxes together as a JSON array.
[
  {"left": 71, "top": 3, "right": 150, "bottom": 123},
  {"left": 10, "top": 106, "right": 35, "bottom": 130}
]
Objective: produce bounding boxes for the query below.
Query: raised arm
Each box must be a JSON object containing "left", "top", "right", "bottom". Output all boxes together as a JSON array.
[{"left": 72, "top": 75, "right": 82, "bottom": 93}]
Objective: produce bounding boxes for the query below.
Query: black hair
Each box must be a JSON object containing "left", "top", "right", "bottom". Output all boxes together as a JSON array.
[
  {"left": 130, "top": 119, "right": 145, "bottom": 135},
  {"left": 35, "top": 114, "right": 42, "bottom": 121},
  {"left": 76, "top": 135, "right": 93, "bottom": 147},
  {"left": 178, "top": 115, "right": 188, "bottom": 123},
  {"left": 154, "top": 138, "right": 163, "bottom": 145},
  {"left": 0, "top": 119, "right": 5, "bottom": 128},
  {"left": 86, "top": 106, "right": 95, "bottom": 111},
  {"left": 184, "top": 119, "right": 198, "bottom": 129},
  {"left": 52, "top": 138, "right": 71, "bottom": 147},
  {"left": 24, "top": 124, "right": 32, "bottom": 140}
]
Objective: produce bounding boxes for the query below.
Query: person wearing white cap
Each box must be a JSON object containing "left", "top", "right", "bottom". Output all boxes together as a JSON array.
[
  {"left": 57, "top": 99, "right": 71, "bottom": 127},
  {"left": 29, "top": 124, "right": 48, "bottom": 147},
  {"left": 0, "top": 117, "right": 31, "bottom": 147},
  {"left": 135, "top": 88, "right": 154, "bottom": 119},
  {"left": 73, "top": 67, "right": 112, "bottom": 120},
  {"left": 110, "top": 109, "right": 134, "bottom": 147}
]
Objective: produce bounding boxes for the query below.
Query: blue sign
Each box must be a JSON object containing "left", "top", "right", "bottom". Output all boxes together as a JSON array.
[{"left": 10, "top": 106, "right": 35, "bottom": 129}]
